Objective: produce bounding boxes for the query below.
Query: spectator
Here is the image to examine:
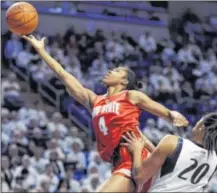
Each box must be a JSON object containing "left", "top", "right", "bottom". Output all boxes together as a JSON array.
[
  {"left": 178, "top": 81, "right": 194, "bottom": 102},
  {"left": 10, "top": 155, "right": 21, "bottom": 172},
  {"left": 2, "top": 73, "right": 24, "bottom": 110},
  {"left": 89, "top": 54, "right": 108, "bottom": 80},
  {"left": 45, "top": 139, "right": 65, "bottom": 160},
  {"left": 149, "top": 66, "right": 173, "bottom": 98},
  {"left": 143, "top": 119, "right": 165, "bottom": 143},
  {"left": 64, "top": 47, "right": 83, "bottom": 81},
  {"left": 2, "top": 109, "right": 27, "bottom": 138},
  {"left": 82, "top": 174, "right": 102, "bottom": 192},
  {"left": 1, "top": 175, "right": 10, "bottom": 192},
  {"left": 49, "top": 151, "right": 65, "bottom": 179},
  {"left": 32, "top": 177, "right": 50, "bottom": 192},
  {"left": 161, "top": 42, "right": 176, "bottom": 62},
  {"left": 47, "top": 112, "right": 68, "bottom": 137},
  {"left": 139, "top": 31, "right": 157, "bottom": 53},
  {"left": 195, "top": 72, "right": 217, "bottom": 98},
  {"left": 157, "top": 117, "right": 174, "bottom": 133},
  {"left": 30, "top": 146, "right": 49, "bottom": 174},
  {"left": 7, "top": 144, "right": 19, "bottom": 160},
  {"left": 30, "top": 127, "right": 47, "bottom": 148},
  {"left": 65, "top": 141, "right": 86, "bottom": 170},
  {"left": 16, "top": 44, "right": 39, "bottom": 69},
  {"left": 4, "top": 34, "right": 23, "bottom": 60},
  {"left": 81, "top": 185, "right": 92, "bottom": 193},
  {"left": 11, "top": 130, "right": 28, "bottom": 147},
  {"left": 88, "top": 153, "right": 111, "bottom": 179},
  {"left": 163, "top": 61, "right": 183, "bottom": 82},
  {"left": 12, "top": 155, "right": 39, "bottom": 190},
  {"left": 2, "top": 156, "right": 13, "bottom": 189},
  {"left": 30, "top": 60, "right": 54, "bottom": 83},
  {"left": 38, "top": 164, "right": 60, "bottom": 193},
  {"left": 58, "top": 180, "right": 69, "bottom": 192},
  {"left": 52, "top": 129, "right": 65, "bottom": 150},
  {"left": 2, "top": 72, "right": 21, "bottom": 95},
  {"left": 18, "top": 103, "right": 37, "bottom": 122},
  {"left": 63, "top": 126, "right": 84, "bottom": 153},
  {"left": 177, "top": 44, "right": 195, "bottom": 64},
  {"left": 60, "top": 167, "right": 81, "bottom": 192}
]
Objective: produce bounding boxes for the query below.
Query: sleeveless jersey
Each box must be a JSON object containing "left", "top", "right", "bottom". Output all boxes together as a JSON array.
[
  {"left": 148, "top": 138, "right": 217, "bottom": 192},
  {"left": 92, "top": 90, "right": 141, "bottom": 162}
]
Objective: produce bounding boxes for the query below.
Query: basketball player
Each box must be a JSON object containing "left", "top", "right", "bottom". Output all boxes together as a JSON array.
[
  {"left": 21, "top": 35, "right": 188, "bottom": 192},
  {"left": 122, "top": 113, "right": 217, "bottom": 192}
]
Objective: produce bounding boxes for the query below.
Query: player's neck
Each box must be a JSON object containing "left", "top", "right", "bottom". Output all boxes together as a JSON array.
[
  {"left": 191, "top": 136, "right": 203, "bottom": 146},
  {"left": 107, "top": 86, "right": 125, "bottom": 96}
]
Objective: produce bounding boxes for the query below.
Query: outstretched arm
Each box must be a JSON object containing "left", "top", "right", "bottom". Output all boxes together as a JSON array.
[
  {"left": 22, "top": 35, "right": 97, "bottom": 111},
  {"left": 122, "top": 133, "right": 179, "bottom": 190},
  {"left": 128, "top": 90, "right": 189, "bottom": 127}
]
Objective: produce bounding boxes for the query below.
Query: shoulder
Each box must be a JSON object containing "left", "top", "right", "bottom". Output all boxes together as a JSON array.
[
  {"left": 91, "top": 94, "right": 105, "bottom": 106},
  {"left": 157, "top": 135, "right": 180, "bottom": 156},
  {"left": 127, "top": 90, "right": 146, "bottom": 105},
  {"left": 161, "top": 134, "right": 179, "bottom": 142}
]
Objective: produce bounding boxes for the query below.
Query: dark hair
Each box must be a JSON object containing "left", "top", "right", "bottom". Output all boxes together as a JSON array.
[
  {"left": 126, "top": 68, "right": 142, "bottom": 90},
  {"left": 202, "top": 113, "right": 217, "bottom": 156}
]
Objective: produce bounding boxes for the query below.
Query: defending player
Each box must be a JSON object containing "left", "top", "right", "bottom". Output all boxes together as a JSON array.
[
  {"left": 21, "top": 35, "right": 188, "bottom": 192},
  {"left": 122, "top": 113, "right": 217, "bottom": 192}
]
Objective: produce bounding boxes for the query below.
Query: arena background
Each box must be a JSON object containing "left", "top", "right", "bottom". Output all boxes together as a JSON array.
[{"left": 1, "top": 1, "right": 217, "bottom": 192}]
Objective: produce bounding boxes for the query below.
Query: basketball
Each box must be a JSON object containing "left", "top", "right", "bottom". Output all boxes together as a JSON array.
[{"left": 6, "top": 2, "right": 38, "bottom": 35}]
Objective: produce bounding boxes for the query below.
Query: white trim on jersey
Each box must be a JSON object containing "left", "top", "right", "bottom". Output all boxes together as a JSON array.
[{"left": 113, "top": 168, "right": 131, "bottom": 177}]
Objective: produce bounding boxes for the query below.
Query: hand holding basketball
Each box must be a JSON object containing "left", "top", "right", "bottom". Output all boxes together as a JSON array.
[{"left": 21, "top": 35, "right": 46, "bottom": 51}]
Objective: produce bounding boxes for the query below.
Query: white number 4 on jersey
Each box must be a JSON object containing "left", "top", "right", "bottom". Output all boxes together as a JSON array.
[{"left": 99, "top": 116, "right": 108, "bottom": 136}]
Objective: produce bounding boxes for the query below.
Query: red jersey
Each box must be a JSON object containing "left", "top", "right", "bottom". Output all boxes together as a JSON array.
[{"left": 92, "top": 90, "right": 141, "bottom": 162}]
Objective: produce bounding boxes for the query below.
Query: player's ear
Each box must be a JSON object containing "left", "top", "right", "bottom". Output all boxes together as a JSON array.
[
  {"left": 122, "top": 79, "right": 129, "bottom": 88},
  {"left": 199, "top": 124, "right": 205, "bottom": 131}
]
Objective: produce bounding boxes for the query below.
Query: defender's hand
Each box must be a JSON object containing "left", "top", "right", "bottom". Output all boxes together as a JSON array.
[{"left": 121, "top": 132, "right": 145, "bottom": 154}]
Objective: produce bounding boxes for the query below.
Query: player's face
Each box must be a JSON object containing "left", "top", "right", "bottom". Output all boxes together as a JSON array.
[{"left": 103, "top": 67, "right": 128, "bottom": 87}]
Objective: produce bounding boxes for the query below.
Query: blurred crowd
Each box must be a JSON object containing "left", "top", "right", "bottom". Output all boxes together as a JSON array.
[
  {"left": 1, "top": 6, "right": 217, "bottom": 193},
  {"left": 2, "top": 102, "right": 111, "bottom": 192}
]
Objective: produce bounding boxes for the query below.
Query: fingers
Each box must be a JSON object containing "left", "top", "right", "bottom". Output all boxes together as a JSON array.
[
  {"left": 126, "top": 132, "right": 133, "bottom": 140},
  {"left": 137, "top": 129, "right": 144, "bottom": 138},
  {"left": 176, "top": 118, "right": 189, "bottom": 127},
  {"left": 120, "top": 143, "right": 129, "bottom": 147},
  {"left": 29, "top": 35, "right": 36, "bottom": 39},
  {"left": 41, "top": 37, "right": 46, "bottom": 42},
  {"left": 122, "top": 135, "right": 131, "bottom": 143},
  {"left": 126, "top": 131, "right": 137, "bottom": 141},
  {"left": 131, "top": 132, "right": 137, "bottom": 140},
  {"left": 20, "top": 35, "right": 30, "bottom": 41},
  {"left": 171, "top": 111, "right": 189, "bottom": 127},
  {"left": 20, "top": 34, "right": 35, "bottom": 42},
  {"left": 173, "top": 121, "right": 188, "bottom": 127}
]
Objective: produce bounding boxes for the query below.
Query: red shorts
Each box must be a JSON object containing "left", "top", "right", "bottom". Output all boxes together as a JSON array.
[{"left": 111, "top": 145, "right": 152, "bottom": 192}]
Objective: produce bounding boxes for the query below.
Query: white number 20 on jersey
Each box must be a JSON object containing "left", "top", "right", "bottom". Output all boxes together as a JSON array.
[{"left": 99, "top": 116, "right": 108, "bottom": 136}]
